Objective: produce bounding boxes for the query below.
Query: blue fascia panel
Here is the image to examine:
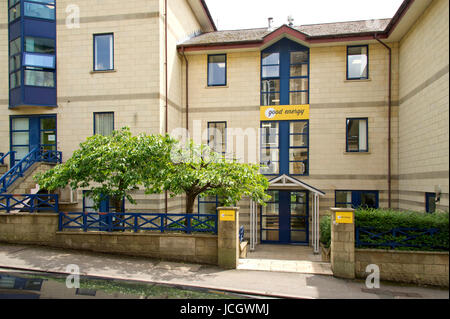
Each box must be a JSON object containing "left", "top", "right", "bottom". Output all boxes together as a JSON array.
[
  {"left": 23, "top": 18, "right": 56, "bottom": 38},
  {"left": 23, "top": 86, "right": 57, "bottom": 107}
]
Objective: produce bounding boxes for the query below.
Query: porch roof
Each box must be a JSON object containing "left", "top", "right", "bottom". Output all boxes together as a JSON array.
[{"left": 268, "top": 175, "right": 326, "bottom": 196}]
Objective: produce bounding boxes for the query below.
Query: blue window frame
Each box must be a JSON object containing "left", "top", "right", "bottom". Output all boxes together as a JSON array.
[
  {"left": 207, "top": 121, "right": 226, "bottom": 155},
  {"left": 425, "top": 193, "right": 436, "bottom": 214},
  {"left": 346, "top": 118, "right": 368, "bottom": 152},
  {"left": 94, "top": 112, "right": 114, "bottom": 136},
  {"left": 347, "top": 45, "right": 369, "bottom": 80},
  {"left": 9, "top": 37, "right": 21, "bottom": 89},
  {"left": 260, "top": 120, "right": 309, "bottom": 176},
  {"left": 261, "top": 38, "right": 309, "bottom": 106},
  {"left": 94, "top": 33, "right": 114, "bottom": 71},
  {"left": 83, "top": 191, "right": 125, "bottom": 213},
  {"left": 335, "top": 190, "right": 379, "bottom": 209},
  {"left": 8, "top": 0, "right": 21, "bottom": 23},
  {"left": 207, "top": 54, "right": 227, "bottom": 86}
]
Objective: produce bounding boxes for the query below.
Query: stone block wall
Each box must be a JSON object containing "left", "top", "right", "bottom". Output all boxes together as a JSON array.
[{"left": 355, "top": 249, "right": 449, "bottom": 287}]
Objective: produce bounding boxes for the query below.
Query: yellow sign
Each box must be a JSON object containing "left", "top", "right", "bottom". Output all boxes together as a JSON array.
[
  {"left": 336, "top": 212, "right": 353, "bottom": 224},
  {"left": 219, "top": 210, "right": 235, "bottom": 221},
  {"left": 260, "top": 105, "right": 310, "bottom": 121}
]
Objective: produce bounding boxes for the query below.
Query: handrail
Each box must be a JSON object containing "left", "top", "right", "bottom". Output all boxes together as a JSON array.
[
  {"left": 0, "top": 147, "right": 62, "bottom": 193},
  {"left": 0, "top": 151, "right": 16, "bottom": 165}
]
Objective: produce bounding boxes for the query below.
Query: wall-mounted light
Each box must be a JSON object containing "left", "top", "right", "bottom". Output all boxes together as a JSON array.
[{"left": 435, "top": 185, "right": 442, "bottom": 203}]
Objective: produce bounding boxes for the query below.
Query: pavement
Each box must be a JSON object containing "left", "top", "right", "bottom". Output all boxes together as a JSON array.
[{"left": 0, "top": 243, "right": 448, "bottom": 299}]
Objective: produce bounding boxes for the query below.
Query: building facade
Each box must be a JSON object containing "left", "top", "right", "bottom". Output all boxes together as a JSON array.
[{"left": 1, "top": 0, "right": 448, "bottom": 247}]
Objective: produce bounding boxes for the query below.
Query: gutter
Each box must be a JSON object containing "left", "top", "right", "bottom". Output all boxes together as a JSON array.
[
  {"left": 165, "top": 0, "right": 169, "bottom": 214},
  {"left": 374, "top": 36, "right": 392, "bottom": 209}
]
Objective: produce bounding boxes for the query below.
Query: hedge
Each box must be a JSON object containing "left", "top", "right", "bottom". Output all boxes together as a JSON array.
[{"left": 319, "top": 209, "right": 449, "bottom": 251}]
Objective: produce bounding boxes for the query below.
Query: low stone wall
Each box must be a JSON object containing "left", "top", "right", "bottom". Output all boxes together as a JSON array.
[
  {"left": 355, "top": 249, "right": 449, "bottom": 287},
  {"left": 0, "top": 213, "right": 218, "bottom": 265}
]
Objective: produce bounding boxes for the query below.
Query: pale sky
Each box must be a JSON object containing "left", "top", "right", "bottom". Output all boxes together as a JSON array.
[{"left": 205, "top": 0, "right": 404, "bottom": 30}]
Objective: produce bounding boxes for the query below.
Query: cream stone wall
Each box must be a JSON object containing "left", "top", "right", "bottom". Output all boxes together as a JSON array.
[{"left": 398, "top": 0, "right": 449, "bottom": 212}]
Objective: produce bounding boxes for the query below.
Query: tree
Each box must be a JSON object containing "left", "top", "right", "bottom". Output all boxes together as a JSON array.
[
  {"left": 35, "top": 127, "right": 175, "bottom": 212},
  {"left": 156, "top": 140, "right": 270, "bottom": 214}
]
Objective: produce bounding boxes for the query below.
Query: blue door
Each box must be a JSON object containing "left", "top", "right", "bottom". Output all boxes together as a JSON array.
[
  {"left": 10, "top": 115, "right": 56, "bottom": 166},
  {"left": 261, "top": 190, "right": 309, "bottom": 244}
]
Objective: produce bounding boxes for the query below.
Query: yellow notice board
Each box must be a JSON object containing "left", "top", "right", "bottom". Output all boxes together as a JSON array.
[
  {"left": 219, "top": 210, "right": 235, "bottom": 222},
  {"left": 260, "top": 105, "right": 309, "bottom": 121},
  {"left": 336, "top": 212, "right": 353, "bottom": 224}
]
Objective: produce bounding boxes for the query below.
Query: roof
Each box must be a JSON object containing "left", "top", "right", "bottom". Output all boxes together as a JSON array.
[{"left": 180, "top": 19, "right": 391, "bottom": 47}]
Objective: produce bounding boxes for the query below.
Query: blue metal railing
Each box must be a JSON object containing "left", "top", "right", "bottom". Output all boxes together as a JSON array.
[
  {"left": 59, "top": 212, "right": 218, "bottom": 234},
  {"left": 239, "top": 225, "right": 245, "bottom": 243},
  {"left": 355, "top": 227, "right": 447, "bottom": 250},
  {"left": 0, "top": 151, "right": 15, "bottom": 166},
  {"left": 0, "top": 147, "right": 62, "bottom": 193},
  {"left": 0, "top": 194, "right": 59, "bottom": 214}
]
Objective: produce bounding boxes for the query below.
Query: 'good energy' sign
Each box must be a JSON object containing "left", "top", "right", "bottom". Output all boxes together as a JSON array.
[{"left": 260, "top": 104, "right": 310, "bottom": 121}]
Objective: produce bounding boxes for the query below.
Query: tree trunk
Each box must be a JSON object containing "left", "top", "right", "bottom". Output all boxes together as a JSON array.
[
  {"left": 112, "top": 195, "right": 123, "bottom": 232},
  {"left": 186, "top": 193, "right": 196, "bottom": 215}
]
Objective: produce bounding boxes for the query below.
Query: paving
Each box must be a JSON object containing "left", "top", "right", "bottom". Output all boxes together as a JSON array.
[{"left": 0, "top": 243, "right": 448, "bottom": 299}]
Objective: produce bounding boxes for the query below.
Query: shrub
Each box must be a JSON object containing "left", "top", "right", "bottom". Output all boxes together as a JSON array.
[
  {"left": 355, "top": 208, "right": 449, "bottom": 251},
  {"left": 319, "top": 215, "right": 331, "bottom": 248}
]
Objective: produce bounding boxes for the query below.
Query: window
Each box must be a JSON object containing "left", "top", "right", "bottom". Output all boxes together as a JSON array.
[
  {"left": 347, "top": 45, "right": 368, "bottom": 80},
  {"left": 260, "top": 122, "right": 279, "bottom": 175},
  {"left": 207, "top": 54, "right": 226, "bottom": 86},
  {"left": 25, "top": 37, "right": 55, "bottom": 54},
  {"left": 261, "top": 52, "right": 280, "bottom": 106},
  {"left": 94, "top": 112, "right": 114, "bottom": 136},
  {"left": 198, "top": 196, "right": 224, "bottom": 215},
  {"left": 94, "top": 34, "right": 114, "bottom": 71},
  {"left": 426, "top": 193, "right": 436, "bottom": 214},
  {"left": 207, "top": 122, "right": 226, "bottom": 155},
  {"left": 9, "top": 37, "right": 21, "bottom": 89},
  {"left": 289, "top": 51, "right": 309, "bottom": 105},
  {"left": 289, "top": 121, "right": 309, "bottom": 175},
  {"left": 24, "top": 68, "right": 55, "bottom": 87},
  {"left": 346, "top": 118, "right": 368, "bottom": 152},
  {"left": 9, "top": 0, "right": 21, "bottom": 23},
  {"left": 260, "top": 120, "right": 309, "bottom": 176},
  {"left": 24, "top": 1, "right": 56, "bottom": 20},
  {"left": 335, "top": 190, "right": 379, "bottom": 209},
  {"left": 40, "top": 117, "right": 57, "bottom": 151}
]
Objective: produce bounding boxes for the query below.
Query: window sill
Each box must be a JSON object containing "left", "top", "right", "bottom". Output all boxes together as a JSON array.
[
  {"left": 344, "top": 78, "right": 371, "bottom": 82},
  {"left": 344, "top": 151, "right": 371, "bottom": 155},
  {"left": 205, "top": 85, "right": 228, "bottom": 89},
  {"left": 90, "top": 69, "right": 117, "bottom": 74}
]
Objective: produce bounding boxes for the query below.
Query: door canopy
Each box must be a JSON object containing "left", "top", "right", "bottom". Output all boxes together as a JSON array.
[{"left": 268, "top": 174, "right": 325, "bottom": 196}]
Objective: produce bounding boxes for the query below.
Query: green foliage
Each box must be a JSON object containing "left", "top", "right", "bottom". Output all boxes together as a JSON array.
[
  {"left": 35, "top": 127, "right": 176, "bottom": 210},
  {"left": 355, "top": 208, "right": 449, "bottom": 251},
  {"left": 155, "top": 140, "right": 270, "bottom": 213},
  {"left": 319, "top": 215, "right": 331, "bottom": 248}
]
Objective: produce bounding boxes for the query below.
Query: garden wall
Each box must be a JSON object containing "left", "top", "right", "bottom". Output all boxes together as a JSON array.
[
  {"left": 355, "top": 249, "right": 449, "bottom": 287},
  {"left": 0, "top": 213, "right": 218, "bottom": 265}
]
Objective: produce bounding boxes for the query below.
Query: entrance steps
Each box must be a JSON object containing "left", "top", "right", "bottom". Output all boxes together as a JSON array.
[
  {"left": 237, "top": 258, "right": 333, "bottom": 276},
  {"left": 237, "top": 244, "right": 333, "bottom": 276}
]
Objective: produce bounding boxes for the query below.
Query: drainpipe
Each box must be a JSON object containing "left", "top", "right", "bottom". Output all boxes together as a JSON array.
[
  {"left": 181, "top": 47, "right": 189, "bottom": 131},
  {"left": 164, "top": 0, "right": 169, "bottom": 214},
  {"left": 374, "top": 36, "right": 392, "bottom": 209}
]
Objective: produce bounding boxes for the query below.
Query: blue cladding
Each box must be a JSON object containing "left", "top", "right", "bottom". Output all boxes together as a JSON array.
[
  {"left": 24, "top": 87, "right": 57, "bottom": 106},
  {"left": 23, "top": 19, "right": 56, "bottom": 38},
  {"left": 9, "top": 88, "right": 22, "bottom": 107},
  {"left": 9, "top": 20, "right": 21, "bottom": 40}
]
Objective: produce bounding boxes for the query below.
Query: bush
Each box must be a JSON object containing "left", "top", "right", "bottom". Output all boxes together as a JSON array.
[
  {"left": 355, "top": 208, "right": 449, "bottom": 251},
  {"left": 319, "top": 215, "right": 331, "bottom": 248},
  {"left": 318, "top": 209, "right": 449, "bottom": 252}
]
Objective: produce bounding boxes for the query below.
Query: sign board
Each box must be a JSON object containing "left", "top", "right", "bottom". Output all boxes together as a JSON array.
[
  {"left": 260, "top": 104, "right": 309, "bottom": 121},
  {"left": 219, "top": 210, "right": 235, "bottom": 222},
  {"left": 336, "top": 212, "right": 353, "bottom": 224}
]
